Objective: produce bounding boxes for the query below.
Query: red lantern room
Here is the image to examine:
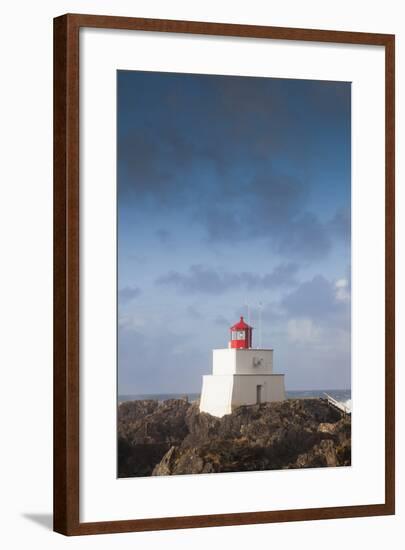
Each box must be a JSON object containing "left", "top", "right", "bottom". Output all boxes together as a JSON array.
[{"left": 229, "top": 316, "right": 253, "bottom": 349}]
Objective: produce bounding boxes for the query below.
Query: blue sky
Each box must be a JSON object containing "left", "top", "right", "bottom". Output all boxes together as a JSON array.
[{"left": 117, "top": 70, "right": 351, "bottom": 395}]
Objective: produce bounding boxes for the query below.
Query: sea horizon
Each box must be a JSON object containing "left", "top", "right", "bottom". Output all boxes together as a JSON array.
[{"left": 118, "top": 388, "right": 351, "bottom": 405}]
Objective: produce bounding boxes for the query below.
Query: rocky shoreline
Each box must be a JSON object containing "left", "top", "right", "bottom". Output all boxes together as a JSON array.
[{"left": 118, "top": 398, "right": 351, "bottom": 477}]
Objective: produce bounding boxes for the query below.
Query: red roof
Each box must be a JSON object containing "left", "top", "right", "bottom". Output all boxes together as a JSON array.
[{"left": 230, "top": 316, "right": 253, "bottom": 330}]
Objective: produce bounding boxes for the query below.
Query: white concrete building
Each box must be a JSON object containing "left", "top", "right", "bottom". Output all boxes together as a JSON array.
[{"left": 199, "top": 316, "right": 285, "bottom": 417}]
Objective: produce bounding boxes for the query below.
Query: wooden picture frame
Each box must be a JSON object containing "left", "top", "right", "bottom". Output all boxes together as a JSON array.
[{"left": 53, "top": 13, "right": 395, "bottom": 536}]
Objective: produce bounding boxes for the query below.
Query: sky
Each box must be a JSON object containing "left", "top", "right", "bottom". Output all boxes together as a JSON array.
[{"left": 117, "top": 70, "right": 351, "bottom": 395}]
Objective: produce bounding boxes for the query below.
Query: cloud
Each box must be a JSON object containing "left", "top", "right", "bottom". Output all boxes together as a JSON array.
[
  {"left": 281, "top": 275, "right": 344, "bottom": 320},
  {"left": 195, "top": 171, "right": 334, "bottom": 261},
  {"left": 335, "top": 278, "right": 350, "bottom": 302},
  {"left": 280, "top": 275, "right": 351, "bottom": 352},
  {"left": 276, "top": 213, "right": 331, "bottom": 260},
  {"left": 328, "top": 206, "right": 351, "bottom": 242},
  {"left": 287, "top": 318, "right": 321, "bottom": 344},
  {"left": 117, "top": 72, "right": 350, "bottom": 263},
  {"left": 259, "top": 263, "right": 300, "bottom": 287},
  {"left": 156, "top": 265, "right": 237, "bottom": 295},
  {"left": 156, "top": 263, "right": 299, "bottom": 295},
  {"left": 118, "top": 132, "right": 168, "bottom": 195},
  {"left": 118, "top": 322, "right": 208, "bottom": 394},
  {"left": 186, "top": 305, "right": 202, "bottom": 320},
  {"left": 214, "top": 314, "right": 230, "bottom": 326},
  {"left": 276, "top": 274, "right": 351, "bottom": 387},
  {"left": 156, "top": 228, "right": 172, "bottom": 244},
  {"left": 199, "top": 173, "right": 308, "bottom": 241},
  {"left": 119, "top": 286, "right": 142, "bottom": 304}
]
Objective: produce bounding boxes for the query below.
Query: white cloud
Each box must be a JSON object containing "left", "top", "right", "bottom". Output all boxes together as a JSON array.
[
  {"left": 287, "top": 318, "right": 321, "bottom": 344},
  {"left": 118, "top": 313, "right": 146, "bottom": 331},
  {"left": 335, "top": 278, "right": 350, "bottom": 302}
]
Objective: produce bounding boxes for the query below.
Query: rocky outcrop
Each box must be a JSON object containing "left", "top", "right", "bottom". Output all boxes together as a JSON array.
[
  {"left": 118, "top": 399, "right": 191, "bottom": 477},
  {"left": 118, "top": 398, "right": 351, "bottom": 477}
]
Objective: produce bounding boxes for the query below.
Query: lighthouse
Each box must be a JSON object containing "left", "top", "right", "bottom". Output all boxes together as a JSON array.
[{"left": 199, "top": 316, "right": 285, "bottom": 417}]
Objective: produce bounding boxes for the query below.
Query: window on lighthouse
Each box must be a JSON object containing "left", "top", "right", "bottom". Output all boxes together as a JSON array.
[{"left": 233, "top": 330, "right": 245, "bottom": 340}]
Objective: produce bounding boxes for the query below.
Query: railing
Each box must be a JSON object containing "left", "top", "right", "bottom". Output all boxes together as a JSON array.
[{"left": 322, "top": 392, "right": 351, "bottom": 416}]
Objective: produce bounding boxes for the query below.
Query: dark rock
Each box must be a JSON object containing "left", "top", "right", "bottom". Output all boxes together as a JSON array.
[
  {"left": 293, "top": 439, "right": 338, "bottom": 468},
  {"left": 117, "top": 398, "right": 351, "bottom": 477},
  {"left": 117, "top": 399, "right": 192, "bottom": 477},
  {"left": 118, "top": 399, "right": 159, "bottom": 424}
]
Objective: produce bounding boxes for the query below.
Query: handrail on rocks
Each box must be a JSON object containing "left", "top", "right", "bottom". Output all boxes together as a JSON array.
[{"left": 322, "top": 392, "right": 351, "bottom": 417}]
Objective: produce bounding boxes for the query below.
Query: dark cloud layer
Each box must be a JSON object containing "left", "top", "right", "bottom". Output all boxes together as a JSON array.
[
  {"left": 328, "top": 206, "right": 351, "bottom": 241},
  {"left": 118, "top": 71, "right": 351, "bottom": 262},
  {"left": 119, "top": 286, "right": 142, "bottom": 303},
  {"left": 282, "top": 275, "right": 347, "bottom": 321},
  {"left": 156, "top": 263, "right": 299, "bottom": 295}
]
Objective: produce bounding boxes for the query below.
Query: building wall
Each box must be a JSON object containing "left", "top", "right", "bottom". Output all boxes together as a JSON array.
[
  {"left": 199, "top": 375, "right": 234, "bottom": 417},
  {"left": 212, "top": 348, "right": 274, "bottom": 375},
  {"left": 199, "top": 374, "right": 285, "bottom": 417},
  {"left": 231, "top": 374, "right": 285, "bottom": 408}
]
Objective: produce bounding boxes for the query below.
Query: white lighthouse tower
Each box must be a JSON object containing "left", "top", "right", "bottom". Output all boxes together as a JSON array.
[{"left": 199, "top": 316, "right": 285, "bottom": 417}]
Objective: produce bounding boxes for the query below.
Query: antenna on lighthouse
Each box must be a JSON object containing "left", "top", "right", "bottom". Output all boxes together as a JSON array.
[
  {"left": 258, "top": 301, "right": 263, "bottom": 349},
  {"left": 245, "top": 301, "right": 250, "bottom": 326}
]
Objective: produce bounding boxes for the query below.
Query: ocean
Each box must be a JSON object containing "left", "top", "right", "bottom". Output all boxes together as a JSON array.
[{"left": 118, "top": 389, "right": 351, "bottom": 409}]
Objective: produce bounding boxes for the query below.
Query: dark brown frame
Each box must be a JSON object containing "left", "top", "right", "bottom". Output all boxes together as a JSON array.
[{"left": 54, "top": 13, "right": 395, "bottom": 536}]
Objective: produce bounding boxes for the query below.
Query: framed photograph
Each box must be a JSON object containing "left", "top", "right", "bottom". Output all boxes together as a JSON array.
[{"left": 53, "top": 13, "right": 395, "bottom": 535}]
